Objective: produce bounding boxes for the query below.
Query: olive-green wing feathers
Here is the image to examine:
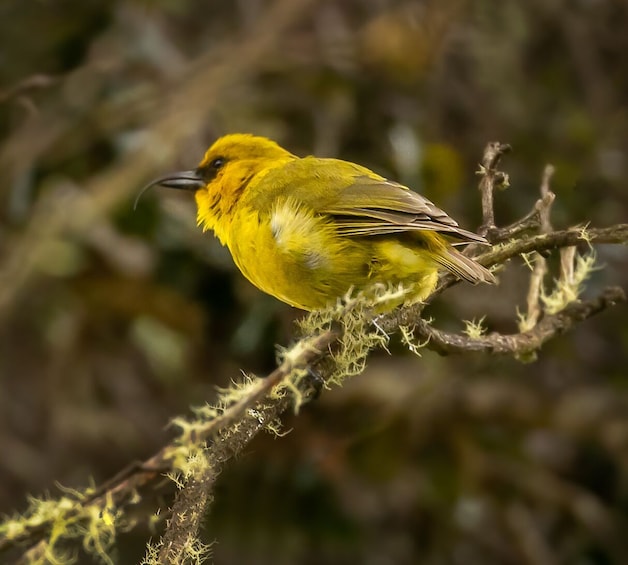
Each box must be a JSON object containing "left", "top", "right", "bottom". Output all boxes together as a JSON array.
[{"left": 321, "top": 175, "right": 486, "bottom": 243}]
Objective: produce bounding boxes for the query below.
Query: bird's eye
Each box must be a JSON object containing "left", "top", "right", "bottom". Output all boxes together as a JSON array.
[{"left": 210, "top": 158, "right": 225, "bottom": 169}]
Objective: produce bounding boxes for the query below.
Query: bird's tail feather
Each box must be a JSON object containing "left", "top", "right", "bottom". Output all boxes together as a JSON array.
[{"left": 433, "top": 248, "right": 496, "bottom": 284}]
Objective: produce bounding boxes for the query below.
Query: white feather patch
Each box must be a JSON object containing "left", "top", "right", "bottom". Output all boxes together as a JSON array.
[{"left": 270, "top": 199, "right": 329, "bottom": 270}]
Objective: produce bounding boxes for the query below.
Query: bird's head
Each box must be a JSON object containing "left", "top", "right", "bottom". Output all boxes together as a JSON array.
[{"left": 139, "top": 134, "right": 295, "bottom": 238}]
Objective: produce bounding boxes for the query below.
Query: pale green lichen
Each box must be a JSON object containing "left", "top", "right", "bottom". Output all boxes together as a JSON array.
[
  {"left": 0, "top": 491, "right": 118, "bottom": 565},
  {"left": 541, "top": 252, "right": 597, "bottom": 314},
  {"left": 298, "top": 285, "right": 403, "bottom": 386},
  {"left": 520, "top": 251, "right": 536, "bottom": 271},
  {"left": 399, "top": 325, "right": 430, "bottom": 356},
  {"left": 577, "top": 224, "right": 593, "bottom": 246},
  {"left": 463, "top": 316, "right": 487, "bottom": 339},
  {"left": 141, "top": 536, "right": 212, "bottom": 565},
  {"left": 516, "top": 306, "right": 533, "bottom": 334}
]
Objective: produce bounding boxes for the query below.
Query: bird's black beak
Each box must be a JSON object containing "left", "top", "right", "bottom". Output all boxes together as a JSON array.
[
  {"left": 145, "top": 170, "right": 205, "bottom": 191},
  {"left": 134, "top": 169, "right": 205, "bottom": 209}
]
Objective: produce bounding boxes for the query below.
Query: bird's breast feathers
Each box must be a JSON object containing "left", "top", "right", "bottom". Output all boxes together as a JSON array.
[{"left": 227, "top": 198, "right": 358, "bottom": 308}]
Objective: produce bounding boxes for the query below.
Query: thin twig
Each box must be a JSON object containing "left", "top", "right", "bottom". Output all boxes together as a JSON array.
[
  {"left": 477, "top": 141, "right": 512, "bottom": 238},
  {"left": 157, "top": 470, "right": 215, "bottom": 563},
  {"left": 489, "top": 209, "right": 542, "bottom": 242},
  {"left": 429, "top": 224, "right": 628, "bottom": 300},
  {"left": 477, "top": 224, "right": 628, "bottom": 268},
  {"left": 520, "top": 165, "right": 555, "bottom": 332},
  {"left": 411, "top": 287, "right": 625, "bottom": 357}
]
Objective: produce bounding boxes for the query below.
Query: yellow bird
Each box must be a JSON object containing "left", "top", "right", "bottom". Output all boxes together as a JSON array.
[{"left": 143, "top": 134, "right": 495, "bottom": 311}]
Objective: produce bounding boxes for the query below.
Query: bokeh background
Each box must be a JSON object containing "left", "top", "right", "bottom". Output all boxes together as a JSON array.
[{"left": 1, "top": 0, "right": 627, "bottom": 563}]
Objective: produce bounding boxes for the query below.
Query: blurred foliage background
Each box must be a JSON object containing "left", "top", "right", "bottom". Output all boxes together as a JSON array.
[{"left": 1, "top": 0, "right": 627, "bottom": 563}]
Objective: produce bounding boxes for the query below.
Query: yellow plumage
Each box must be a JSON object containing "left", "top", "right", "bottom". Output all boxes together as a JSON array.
[{"left": 145, "top": 134, "right": 495, "bottom": 311}]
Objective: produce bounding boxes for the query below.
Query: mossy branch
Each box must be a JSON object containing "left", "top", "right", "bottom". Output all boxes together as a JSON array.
[
  {"left": 477, "top": 225, "right": 628, "bottom": 268},
  {"left": 410, "top": 286, "right": 625, "bottom": 357}
]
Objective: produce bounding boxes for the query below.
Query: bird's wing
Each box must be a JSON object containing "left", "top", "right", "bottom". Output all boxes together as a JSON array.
[
  {"left": 321, "top": 174, "right": 487, "bottom": 244},
  {"left": 249, "top": 158, "right": 487, "bottom": 243}
]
